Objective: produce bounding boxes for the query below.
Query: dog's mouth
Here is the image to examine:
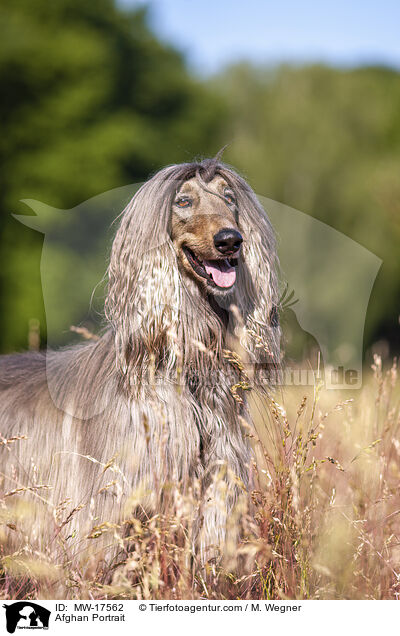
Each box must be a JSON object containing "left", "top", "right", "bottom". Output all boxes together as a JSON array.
[{"left": 183, "top": 247, "right": 238, "bottom": 289}]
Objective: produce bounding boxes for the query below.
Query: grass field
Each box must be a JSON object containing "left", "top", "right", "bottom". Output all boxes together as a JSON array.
[{"left": 1, "top": 355, "right": 399, "bottom": 600}]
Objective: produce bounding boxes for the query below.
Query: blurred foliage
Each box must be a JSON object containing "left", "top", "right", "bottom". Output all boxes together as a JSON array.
[
  {"left": 214, "top": 64, "right": 400, "bottom": 358},
  {"left": 0, "top": 0, "right": 398, "bottom": 358},
  {"left": 0, "top": 0, "right": 225, "bottom": 351}
]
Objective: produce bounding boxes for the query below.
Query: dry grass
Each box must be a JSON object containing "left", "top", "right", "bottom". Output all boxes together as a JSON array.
[{"left": 1, "top": 355, "right": 399, "bottom": 600}]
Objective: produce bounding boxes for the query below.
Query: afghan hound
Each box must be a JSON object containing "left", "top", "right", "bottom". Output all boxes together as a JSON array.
[{"left": 0, "top": 158, "right": 280, "bottom": 566}]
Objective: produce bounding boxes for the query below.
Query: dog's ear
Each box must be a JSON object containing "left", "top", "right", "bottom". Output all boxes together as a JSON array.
[
  {"left": 233, "top": 183, "right": 281, "bottom": 381},
  {"left": 105, "top": 171, "right": 182, "bottom": 378}
]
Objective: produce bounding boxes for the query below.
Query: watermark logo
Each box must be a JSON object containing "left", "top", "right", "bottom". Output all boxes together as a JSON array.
[
  {"left": 15, "top": 183, "right": 381, "bottom": 399},
  {"left": 3, "top": 603, "right": 51, "bottom": 633}
]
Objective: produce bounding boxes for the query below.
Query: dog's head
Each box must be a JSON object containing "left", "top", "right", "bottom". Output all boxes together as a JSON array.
[{"left": 106, "top": 157, "right": 281, "bottom": 378}]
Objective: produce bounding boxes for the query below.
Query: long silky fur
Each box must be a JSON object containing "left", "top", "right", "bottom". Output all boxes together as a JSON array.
[{"left": 0, "top": 158, "right": 280, "bottom": 564}]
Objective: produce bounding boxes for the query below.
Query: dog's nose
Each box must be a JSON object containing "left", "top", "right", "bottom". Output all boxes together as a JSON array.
[{"left": 213, "top": 229, "right": 243, "bottom": 255}]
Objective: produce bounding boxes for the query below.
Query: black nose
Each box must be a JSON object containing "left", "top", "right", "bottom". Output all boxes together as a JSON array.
[{"left": 213, "top": 229, "right": 243, "bottom": 255}]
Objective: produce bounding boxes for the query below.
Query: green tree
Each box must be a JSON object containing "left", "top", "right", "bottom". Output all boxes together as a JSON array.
[{"left": 0, "top": 0, "right": 225, "bottom": 351}]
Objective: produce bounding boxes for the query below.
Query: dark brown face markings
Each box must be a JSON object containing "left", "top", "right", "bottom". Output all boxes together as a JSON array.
[{"left": 183, "top": 246, "right": 210, "bottom": 281}]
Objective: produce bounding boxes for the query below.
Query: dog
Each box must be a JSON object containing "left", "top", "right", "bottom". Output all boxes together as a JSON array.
[{"left": 0, "top": 158, "right": 280, "bottom": 566}]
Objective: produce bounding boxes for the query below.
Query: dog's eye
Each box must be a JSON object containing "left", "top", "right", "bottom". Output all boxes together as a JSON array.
[
  {"left": 224, "top": 189, "right": 236, "bottom": 205},
  {"left": 175, "top": 197, "right": 192, "bottom": 208}
]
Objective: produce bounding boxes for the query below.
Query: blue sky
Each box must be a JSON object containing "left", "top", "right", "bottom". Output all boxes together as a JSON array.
[{"left": 121, "top": 0, "right": 400, "bottom": 74}]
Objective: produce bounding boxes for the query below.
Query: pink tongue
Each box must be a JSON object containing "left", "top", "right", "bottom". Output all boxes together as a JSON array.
[{"left": 203, "top": 259, "right": 236, "bottom": 288}]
